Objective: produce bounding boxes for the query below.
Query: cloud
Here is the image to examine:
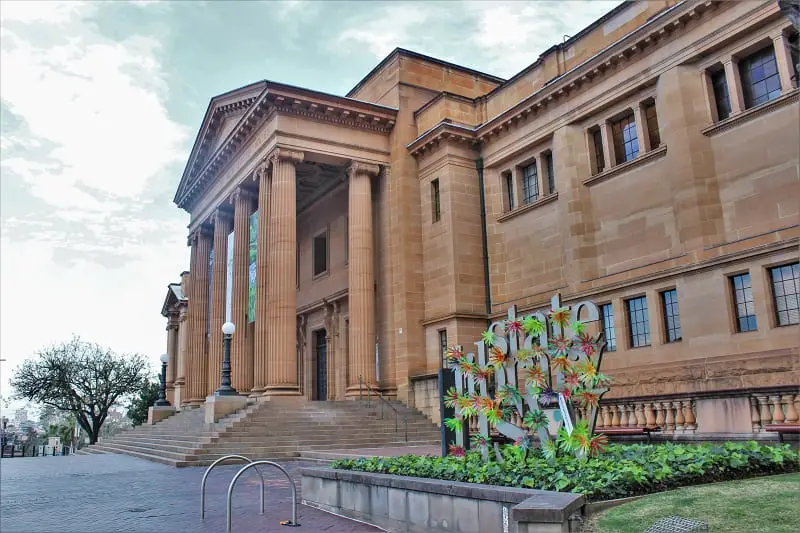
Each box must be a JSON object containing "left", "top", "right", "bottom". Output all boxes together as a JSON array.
[{"left": 337, "top": 4, "right": 431, "bottom": 59}]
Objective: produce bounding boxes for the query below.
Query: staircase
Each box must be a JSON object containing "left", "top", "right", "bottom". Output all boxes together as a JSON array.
[{"left": 78, "top": 400, "right": 441, "bottom": 466}]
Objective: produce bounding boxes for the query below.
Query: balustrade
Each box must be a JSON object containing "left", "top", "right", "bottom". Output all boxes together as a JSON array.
[
  {"left": 594, "top": 397, "right": 697, "bottom": 434},
  {"left": 750, "top": 393, "right": 800, "bottom": 431}
]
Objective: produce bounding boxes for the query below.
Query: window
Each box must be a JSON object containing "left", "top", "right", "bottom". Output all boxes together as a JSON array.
[
  {"left": 770, "top": 263, "right": 799, "bottom": 326},
  {"left": 731, "top": 273, "right": 757, "bottom": 332},
  {"left": 431, "top": 179, "right": 441, "bottom": 222},
  {"left": 504, "top": 172, "right": 515, "bottom": 211},
  {"left": 439, "top": 330, "right": 448, "bottom": 367},
  {"left": 521, "top": 163, "right": 539, "bottom": 204},
  {"left": 590, "top": 127, "right": 605, "bottom": 175},
  {"left": 711, "top": 69, "right": 731, "bottom": 120},
  {"left": 599, "top": 303, "right": 616, "bottom": 352},
  {"left": 626, "top": 296, "right": 650, "bottom": 348},
  {"left": 544, "top": 152, "right": 555, "bottom": 194},
  {"left": 313, "top": 232, "right": 327, "bottom": 277},
  {"left": 740, "top": 45, "right": 782, "bottom": 108},
  {"left": 611, "top": 113, "right": 639, "bottom": 164},
  {"left": 661, "top": 289, "right": 682, "bottom": 343},
  {"left": 644, "top": 103, "right": 660, "bottom": 149}
]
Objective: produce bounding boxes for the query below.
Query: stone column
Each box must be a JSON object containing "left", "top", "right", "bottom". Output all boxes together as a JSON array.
[
  {"left": 632, "top": 103, "right": 651, "bottom": 153},
  {"left": 346, "top": 162, "right": 380, "bottom": 396},
  {"left": 175, "top": 306, "right": 188, "bottom": 406},
  {"left": 185, "top": 227, "right": 212, "bottom": 405},
  {"left": 600, "top": 121, "right": 616, "bottom": 167},
  {"left": 772, "top": 30, "right": 796, "bottom": 93},
  {"left": 165, "top": 312, "right": 178, "bottom": 404},
  {"left": 265, "top": 148, "right": 304, "bottom": 396},
  {"left": 723, "top": 59, "right": 745, "bottom": 115},
  {"left": 252, "top": 161, "right": 271, "bottom": 395},
  {"left": 231, "top": 188, "right": 254, "bottom": 394},
  {"left": 208, "top": 210, "right": 232, "bottom": 395}
]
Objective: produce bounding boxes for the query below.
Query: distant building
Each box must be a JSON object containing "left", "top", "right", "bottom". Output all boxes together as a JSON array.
[{"left": 14, "top": 408, "right": 28, "bottom": 426}]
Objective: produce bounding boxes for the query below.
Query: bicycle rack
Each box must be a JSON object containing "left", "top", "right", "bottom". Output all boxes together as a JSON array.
[
  {"left": 200, "top": 455, "right": 264, "bottom": 520},
  {"left": 227, "top": 460, "right": 300, "bottom": 532}
]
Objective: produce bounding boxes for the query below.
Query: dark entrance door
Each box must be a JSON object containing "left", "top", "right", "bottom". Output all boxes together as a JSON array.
[{"left": 314, "top": 329, "right": 327, "bottom": 400}]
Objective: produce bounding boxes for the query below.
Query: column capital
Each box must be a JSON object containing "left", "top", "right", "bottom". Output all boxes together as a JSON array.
[
  {"left": 212, "top": 208, "right": 233, "bottom": 226},
  {"left": 347, "top": 161, "right": 381, "bottom": 179},
  {"left": 269, "top": 147, "right": 304, "bottom": 167},
  {"left": 230, "top": 187, "right": 256, "bottom": 206}
]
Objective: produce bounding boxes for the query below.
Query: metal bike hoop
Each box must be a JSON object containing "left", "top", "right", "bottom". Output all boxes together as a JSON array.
[
  {"left": 226, "top": 460, "right": 300, "bottom": 532},
  {"left": 201, "top": 454, "right": 264, "bottom": 519}
]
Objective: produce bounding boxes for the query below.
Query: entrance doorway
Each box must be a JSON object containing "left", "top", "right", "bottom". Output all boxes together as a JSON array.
[{"left": 314, "top": 329, "right": 327, "bottom": 400}]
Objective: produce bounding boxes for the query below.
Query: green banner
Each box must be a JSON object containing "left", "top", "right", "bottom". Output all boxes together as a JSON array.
[{"left": 248, "top": 211, "right": 257, "bottom": 322}]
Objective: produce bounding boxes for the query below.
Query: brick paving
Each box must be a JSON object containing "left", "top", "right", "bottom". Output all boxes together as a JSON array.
[{"left": 0, "top": 454, "right": 381, "bottom": 533}]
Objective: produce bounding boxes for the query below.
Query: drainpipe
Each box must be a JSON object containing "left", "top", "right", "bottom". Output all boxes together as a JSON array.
[{"left": 475, "top": 158, "right": 492, "bottom": 319}]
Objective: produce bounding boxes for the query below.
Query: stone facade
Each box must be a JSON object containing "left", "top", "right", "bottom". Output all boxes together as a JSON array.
[{"left": 164, "top": 0, "right": 799, "bottom": 437}]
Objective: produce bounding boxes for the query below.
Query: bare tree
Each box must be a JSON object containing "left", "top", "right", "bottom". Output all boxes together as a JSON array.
[{"left": 10, "top": 337, "right": 150, "bottom": 444}]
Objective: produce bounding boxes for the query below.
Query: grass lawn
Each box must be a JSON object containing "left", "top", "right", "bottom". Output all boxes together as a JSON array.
[{"left": 590, "top": 473, "right": 800, "bottom": 533}]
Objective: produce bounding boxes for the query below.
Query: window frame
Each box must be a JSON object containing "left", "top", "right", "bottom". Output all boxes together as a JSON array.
[
  {"left": 643, "top": 102, "right": 661, "bottom": 149},
  {"left": 611, "top": 112, "right": 639, "bottom": 164},
  {"left": 660, "top": 288, "right": 682, "bottom": 343},
  {"left": 504, "top": 171, "right": 515, "bottom": 211},
  {"left": 599, "top": 303, "right": 616, "bottom": 352},
  {"left": 625, "top": 295, "right": 651, "bottom": 348},
  {"left": 431, "top": 178, "right": 441, "bottom": 223},
  {"left": 739, "top": 44, "right": 782, "bottom": 109},
  {"left": 730, "top": 272, "right": 758, "bottom": 332},
  {"left": 312, "top": 228, "right": 329, "bottom": 279},
  {"left": 769, "top": 262, "right": 799, "bottom": 327},
  {"left": 521, "top": 162, "right": 539, "bottom": 205},
  {"left": 589, "top": 126, "right": 605, "bottom": 175},
  {"left": 710, "top": 67, "right": 732, "bottom": 121}
]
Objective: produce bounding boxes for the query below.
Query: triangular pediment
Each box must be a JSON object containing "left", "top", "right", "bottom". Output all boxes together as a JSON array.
[{"left": 174, "top": 81, "right": 266, "bottom": 206}]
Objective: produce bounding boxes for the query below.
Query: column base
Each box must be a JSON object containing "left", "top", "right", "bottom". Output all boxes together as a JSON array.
[
  {"left": 147, "top": 405, "right": 177, "bottom": 425},
  {"left": 184, "top": 398, "right": 206, "bottom": 407},
  {"left": 345, "top": 383, "right": 378, "bottom": 399},
  {"left": 260, "top": 386, "right": 303, "bottom": 401},
  {"left": 205, "top": 394, "right": 248, "bottom": 424}
]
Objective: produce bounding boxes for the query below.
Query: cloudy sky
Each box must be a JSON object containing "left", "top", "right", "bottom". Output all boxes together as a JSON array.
[{"left": 0, "top": 0, "right": 622, "bottom": 415}]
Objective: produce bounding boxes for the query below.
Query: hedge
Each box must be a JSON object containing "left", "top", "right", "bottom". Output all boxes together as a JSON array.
[{"left": 330, "top": 441, "right": 799, "bottom": 501}]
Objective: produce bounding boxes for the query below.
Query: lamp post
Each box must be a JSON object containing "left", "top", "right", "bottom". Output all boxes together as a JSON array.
[
  {"left": 215, "top": 322, "right": 237, "bottom": 396},
  {"left": 155, "top": 354, "right": 171, "bottom": 406}
]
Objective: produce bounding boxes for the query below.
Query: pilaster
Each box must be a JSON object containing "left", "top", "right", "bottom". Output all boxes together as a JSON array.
[
  {"left": 723, "top": 59, "right": 745, "bottom": 115},
  {"left": 772, "top": 29, "right": 797, "bottom": 93},
  {"left": 264, "top": 148, "right": 304, "bottom": 396},
  {"left": 252, "top": 161, "right": 271, "bottom": 394},
  {"left": 208, "top": 210, "right": 232, "bottom": 395},
  {"left": 346, "top": 161, "right": 380, "bottom": 396},
  {"left": 231, "top": 187, "right": 254, "bottom": 394}
]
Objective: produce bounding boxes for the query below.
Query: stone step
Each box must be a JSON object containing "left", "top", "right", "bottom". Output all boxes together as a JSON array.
[{"left": 90, "top": 444, "right": 183, "bottom": 466}]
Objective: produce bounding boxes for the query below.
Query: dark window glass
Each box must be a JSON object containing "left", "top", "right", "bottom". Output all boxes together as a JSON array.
[
  {"left": 740, "top": 46, "right": 782, "bottom": 108},
  {"left": 731, "top": 273, "right": 757, "bottom": 332},
  {"left": 626, "top": 296, "right": 650, "bottom": 348},
  {"left": 661, "top": 289, "right": 682, "bottom": 343},
  {"left": 711, "top": 69, "right": 731, "bottom": 120},
  {"left": 770, "top": 263, "right": 799, "bottom": 326},
  {"left": 521, "top": 163, "right": 539, "bottom": 204},
  {"left": 600, "top": 303, "right": 616, "bottom": 352},
  {"left": 591, "top": 128, "right": 605, "bottom": 175},
  {"left": 431, "top": 179, "right": 441, "bottom": 222},
  {"left": 545, "top": 152, "right": 555, "bottom": 194},
  {"left": 505, "top": 173, "right": 515, "bottom": 211},
  {"left": 439, "top": 330, "right": 448, "bottom": 367},
  {"left": 644, "top": 103, "right": 660, "bottom": 149},
  {"left": 313, "top": 233, "right": 327, "bottom": 276},
  {"left": 612, "top": 113, "right": 639, "bottom": 164}
]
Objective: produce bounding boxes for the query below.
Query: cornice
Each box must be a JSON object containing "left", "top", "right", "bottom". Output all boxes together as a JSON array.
[
  {"left": 269, "top": 93, "right": 395, "bottom": 134},
  {"left": 701, "top": 89, "right": 799, "bottom": 136},
  {"left": 347, "top": 160, "right": 381, "bottom": 178},
  {"left": 408, "top": 121, "right": 478, "bottom": 157}
]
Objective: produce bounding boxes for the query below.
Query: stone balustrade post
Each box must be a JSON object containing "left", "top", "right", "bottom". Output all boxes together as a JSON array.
[
  {"left": 770, "top": 395, "right": 785, "bottom": 424},
  {"left": 634, "top": 403, "right": 646, "bottom": 428},
  {"left": 673, "top": 401, "right": 685, "bottom": 431},
  {"left": 664, "top": 402, "right": 675, "bottom": 432},
  {"left": 750, "top": 397, "right": 762, "bottom": 431},
  {"left": 757, "top": 396, "right": 772, "bottom": 428},
  {"left": 655, "top": 403, "right": 665, "bottom": 428},
  {"left": 784, "top": 395, "right": 799, "bottom": 424},
  {"left": 645, "top": 403, "right": 656, "bottom": 427},
  {"left": 682, "top": 400, "right": 696, "bottom": 431},
  {"left": 611, "top": 405, "right": 621, "bottom": 427}
]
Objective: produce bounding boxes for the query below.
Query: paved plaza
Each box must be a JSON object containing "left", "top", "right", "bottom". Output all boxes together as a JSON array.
[{"left": 0, "top": 454, "right": 380, "bottom": 533}]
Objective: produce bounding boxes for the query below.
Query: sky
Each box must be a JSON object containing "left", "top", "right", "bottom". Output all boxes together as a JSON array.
[{"left": 0, "top": 0, "right": 623, "bottom": 417}]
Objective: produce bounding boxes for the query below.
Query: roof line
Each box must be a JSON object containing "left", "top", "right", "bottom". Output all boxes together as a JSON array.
[{"left": 346, "top": 47, "right": 506, "bottom": 98}]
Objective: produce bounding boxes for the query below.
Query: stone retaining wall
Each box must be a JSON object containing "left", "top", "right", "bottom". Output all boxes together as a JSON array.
[{"left": 301, "top": 467, "right": 584, "bottom": 533}]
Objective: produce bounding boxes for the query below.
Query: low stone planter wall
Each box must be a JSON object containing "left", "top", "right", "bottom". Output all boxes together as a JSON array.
[{"left": 301, "top": 467, "right": 584, "bottom": 533}]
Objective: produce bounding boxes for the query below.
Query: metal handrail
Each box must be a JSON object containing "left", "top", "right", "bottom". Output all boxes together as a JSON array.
[
  {"left": 359, "top": 375, "right": 408, "bottom": 442},
  {"left": 201, "top": 455, "right": 264, "bottom": 519},
  {"left": 226, "top": 461, "right": 299, "bottom": 532}
]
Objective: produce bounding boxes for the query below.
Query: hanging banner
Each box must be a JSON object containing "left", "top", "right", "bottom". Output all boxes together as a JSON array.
[
  {"left": 225, "top": 230, "right": 234, "bottom": 322},
  {"left": 248, "top": 211, "right": 258, "bottom": 322}
]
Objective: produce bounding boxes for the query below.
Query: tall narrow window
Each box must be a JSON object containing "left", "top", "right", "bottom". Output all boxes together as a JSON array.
[
  {"left": 599, "top": 303, "right": 616, "bottom": 352},
  {"left": 644, "top": 103, "right": 660, "bottom": 149},
  {"left": 521, "top": 163, "right": 539, "bottom": 205},
  {"left": 612, "top": 113, "right": 639, "bottom": 164},
  {"left": 544, "top": 152, "right": 555, "bottom": 194},
  {"left": 711, "top": 69, "right": 731, "bottom": 120},
  {"left": 661, "top": 289, "right": 682, "bottom": 342},
  {"left": 740, "top": 45, "right": 782, "bottom": 108},
  {"left": 770, "top": 263, "right": 799, "bottom": 326},
  {"left": 731, "top": 273, "right": 757, "bottom": 332},
  {"left": 590, "top": 127, "right": 605, "bottom": 175},
  {"left": 504, "top": 172, "right": 515, "bottom": 211},
  {"left": 431, "top": 179, "right": 441, "bottom": 222},
  {"left": 626, "top": 296, "right": 650, "bottom": 348},
  {"left": 439, "top": 330, "right": 448, "bottom": 367},
  {"left": 313, "top": 231, "right": 328, "bottom": 277}
]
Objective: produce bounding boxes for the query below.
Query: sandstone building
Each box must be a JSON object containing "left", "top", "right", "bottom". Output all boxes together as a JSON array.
[{"left": 162, "top": 0, "right": 799, "bottom": 440}]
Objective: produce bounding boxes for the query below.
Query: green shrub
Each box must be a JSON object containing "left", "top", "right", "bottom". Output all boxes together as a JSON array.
[{"left": 330, "top": 442, "right": 799, "bottom": 501}]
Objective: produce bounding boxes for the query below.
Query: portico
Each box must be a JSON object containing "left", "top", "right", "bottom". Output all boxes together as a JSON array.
[{"left": 173, "top": 81, "right": 395, "bottom": 404}]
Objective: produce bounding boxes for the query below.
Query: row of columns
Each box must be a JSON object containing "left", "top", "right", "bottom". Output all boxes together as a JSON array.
[{"left": 183, "top": 147, "right": 382, "bottom": 404}]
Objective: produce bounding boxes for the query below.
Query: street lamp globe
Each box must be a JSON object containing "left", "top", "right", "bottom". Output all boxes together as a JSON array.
[
  {"left": 159, "top": 353, "right": 169, "bottom": 364},
  {"left": 222, "top": 322, "right": 235, "bottom": 335}
]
